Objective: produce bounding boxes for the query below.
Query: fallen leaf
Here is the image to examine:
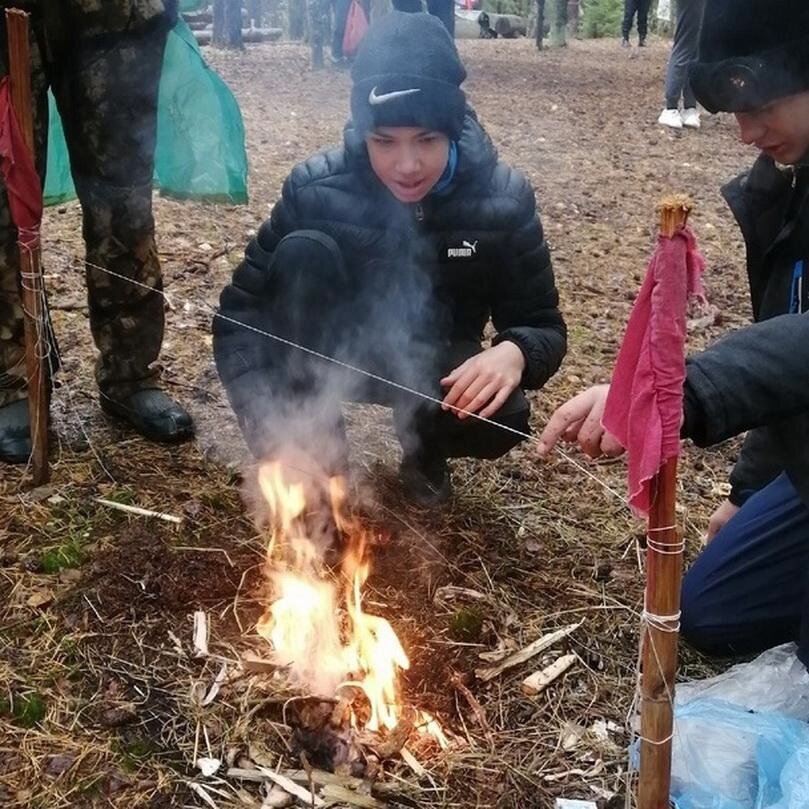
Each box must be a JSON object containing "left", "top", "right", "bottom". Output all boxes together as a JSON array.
[
  {"left": 27, "top": 589, "right": 54, "bottom": 609},
  {"left": 45, "top": 754, "right": 76, "bottom": 777}
]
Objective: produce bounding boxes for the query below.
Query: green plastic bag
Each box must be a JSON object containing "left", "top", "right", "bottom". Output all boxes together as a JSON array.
[{"left": 43, "top": 17, "right": 248, "bottom": 206}]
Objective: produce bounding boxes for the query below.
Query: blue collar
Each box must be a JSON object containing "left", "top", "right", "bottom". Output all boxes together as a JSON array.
[{"left": 431, "top": 141, "right": 459, "bottom": 195}]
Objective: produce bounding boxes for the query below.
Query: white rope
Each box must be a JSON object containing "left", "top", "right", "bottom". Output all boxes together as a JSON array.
[{"left": 53, "top": 249, "right": 633, "bottom": 509}]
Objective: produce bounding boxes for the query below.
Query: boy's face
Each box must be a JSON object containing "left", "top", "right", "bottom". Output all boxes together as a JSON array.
[
  {"left": 366, "top": 127, "right": 450, "bottom": 203},
  {"left": 735, "top": 90, "right": 809, "bottom": 165}
]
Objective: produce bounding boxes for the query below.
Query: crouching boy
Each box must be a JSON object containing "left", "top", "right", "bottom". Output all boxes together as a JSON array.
[
  {"left": 538, "top": 0, "right": 809, "bottom": 668},
  {"left": 214, "top": 12, "right": 566, "bottom": 506}
]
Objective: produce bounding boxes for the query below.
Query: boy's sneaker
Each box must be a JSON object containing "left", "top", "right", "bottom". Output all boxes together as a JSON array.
[
  {"left": 621, "top": 37, "right": 630, "bottom": 48},
  {"left": 638, "top": 35, "right": 647, "bottom": 47},
  {"left": 399, "top": 451, "right": 451, "bottom": 508},
  {"left": 682, "top": 108, "right": 701, "bottom": 129},
  {"left": 658, "top": 108, "right": 683, "bottom": 129}
]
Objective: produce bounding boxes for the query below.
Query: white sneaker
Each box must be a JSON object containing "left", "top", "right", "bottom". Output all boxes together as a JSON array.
[
  {"left": 681, "top": 107, "right": 701, "bottom": 128},
  {"left": 658, "top": 108, "right": 683, "bottom": 129}
]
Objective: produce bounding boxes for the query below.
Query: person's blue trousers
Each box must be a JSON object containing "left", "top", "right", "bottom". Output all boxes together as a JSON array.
[{"left": 681, "top": 473, "right": 809, "bottom": 668}]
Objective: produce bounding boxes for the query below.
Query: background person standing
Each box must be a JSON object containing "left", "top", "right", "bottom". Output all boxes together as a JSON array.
[
  {"left": 0, "top": 0, "right": 194, "bottom": 464},
  {"left": 658, "top": 0, "right": 706, "bottom": 129},
  {"left": 621, "top": 0, "right": 651, "bottom": 47},
  {"left": 392, "top": 0, "right": 455, "bottom": 37}
]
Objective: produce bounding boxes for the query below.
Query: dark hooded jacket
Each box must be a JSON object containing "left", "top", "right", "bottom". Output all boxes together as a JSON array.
[
  {"left": 683, "top": 154, "right": 809, "bottom": 506},
  {"left": 214, "top": 110, "right": 566, "bottom": 429}
]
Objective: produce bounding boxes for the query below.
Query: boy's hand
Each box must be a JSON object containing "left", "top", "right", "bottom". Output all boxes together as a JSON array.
[
  {"left": 706, "top": 498, "right": 739, "bottom": 543},
  {"left": 537, "top": 384, "right": 624, "bottom": 459},
  {"left": 441, "top": 342, "right": 525, "bottom": 420}
]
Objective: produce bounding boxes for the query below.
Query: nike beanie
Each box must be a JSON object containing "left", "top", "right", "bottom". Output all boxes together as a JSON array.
[{"left": 350, "top": 12, "right": 467, "bottom": 140}]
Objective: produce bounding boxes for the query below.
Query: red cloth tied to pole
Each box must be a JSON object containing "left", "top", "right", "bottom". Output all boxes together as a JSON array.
[
  {"left": 0, "top": 75, "right": 42, "bottom": 249},
  {"left": 602, "top": 227, "right": 706, "bottom": 516}
]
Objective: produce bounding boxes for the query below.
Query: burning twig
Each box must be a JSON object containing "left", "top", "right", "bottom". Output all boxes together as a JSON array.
[
  {"left": 521, "top": 654, "right": 578, "bottom": 696},
  {"left": 253, "top": 459, "right": 449, "bottom": 769},
  {"left": 450, "top": 671, "right": 490, "bottom": 731},
  {"left": 96, "top": 497, "right": 182, "bottom": 525},
  {"left": 475, "top": 621, "right": 582, "bottom": 682}
]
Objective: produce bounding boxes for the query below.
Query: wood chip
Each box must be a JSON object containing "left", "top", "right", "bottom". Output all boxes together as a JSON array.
[
  {"left": 475, "top": 622, "right": 582, "bottom": 682},
  {"left": 242, "top": 652, "right": 278, "bottom": 674},
  {"left": 262, "top": 785, "right": 294, "bottom": 808},
  {"left": 282, "top": 769, "right": 363, "bottom": 790},
  {"left": 320, "top": 784, "right": 386, "bottom": 808},
  {"left": 26, "top": 588, "right": 54, "bottom": 609},
  {"left": 96, "top": 497, "right": 182, "bottom": 524},
  {"left": 228, "top": 767, "right": 267, "bottom": 783},
  {"left": 188, "top": 782, "right": 219, "bottom": 808},
  {"left": 196, "top": 757, "right": 221, "bottom": 777},
  {"left": 399, "top": 747, "right": 426, "bottom": 778},
  {"left": 521, "top": 654, "right": 577, "bottom": 696},
  {"left": 255, "top": 767, "right": 325, "bottom": 807},
  {"left": 433, "top": 585, "right": 487, "bottom": 605},
  {"left": 201, "top": 661, "right": 228, "bottom": 706},
  {"left": 193, "top": 611, "right": 209, "bottom": 657}
]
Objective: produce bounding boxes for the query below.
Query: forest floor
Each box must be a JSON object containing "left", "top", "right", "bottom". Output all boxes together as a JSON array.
[{"left": 1, "top": 32, "right": 756, "bottom": 809}]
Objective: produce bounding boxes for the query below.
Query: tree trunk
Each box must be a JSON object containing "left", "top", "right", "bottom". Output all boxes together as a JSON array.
[
  {"left": 266, "top": 0, "right": 283, "bottom": 28},
  {"left": 535, "top": 0, "right": 545, "bottom": 49},
  {"left": 289, "top": 0, "right": 306, "bottom": 39},
  {"left": 551, "top": 0, "right": 566, "bottom": 46},
  {"left": 566, "top": 0, "right": 578, "bottom": 37},
  {"left": 307, "top": 0, "right": 329, "bottom": 68},
  {"left": 246, "top": 0, "right": 263, "bottom": 25},
  {"left": 213, "top": 0, "right": 244, "bottom": 48}
]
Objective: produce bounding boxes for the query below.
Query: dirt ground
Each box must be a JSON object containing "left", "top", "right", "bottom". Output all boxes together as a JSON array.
[{"left": 1, "top": 33, "right": 756, "bottom": 809}]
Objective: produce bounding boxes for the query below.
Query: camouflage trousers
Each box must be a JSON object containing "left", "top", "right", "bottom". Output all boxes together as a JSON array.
[{"left": 0, "top": 6, "right": 171, "bottom": 407}]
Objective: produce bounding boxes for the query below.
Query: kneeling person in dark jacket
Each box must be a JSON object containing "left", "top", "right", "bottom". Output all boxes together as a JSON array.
[
  {"left": 213, "top": 12, "right": 566, "bottom": 506},
  {"left": 538, "top": 0, "right": 809, "bottom": 669}
]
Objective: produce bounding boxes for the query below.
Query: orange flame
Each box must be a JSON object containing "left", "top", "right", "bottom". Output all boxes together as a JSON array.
[{"left": 255, "top": 461, "right": 446, "bottom": 747}]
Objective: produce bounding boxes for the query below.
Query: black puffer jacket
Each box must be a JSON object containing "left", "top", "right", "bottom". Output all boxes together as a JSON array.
[
  {"left": 214, "top": 110, "right": 566, "bottom": 421},
  {"left": 683, "top": 154, "right": 809, "bottom": 506}
]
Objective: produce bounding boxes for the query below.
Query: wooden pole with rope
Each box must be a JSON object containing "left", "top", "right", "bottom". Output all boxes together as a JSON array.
[
  {"left": 6, "top": 8, "right": 48, "bottom": 485},
  {"left": 637, "top": 195, "right": 692, "bottom": 809}
]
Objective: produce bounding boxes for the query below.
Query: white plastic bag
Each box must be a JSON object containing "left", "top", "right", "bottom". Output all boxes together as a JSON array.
[
  {"left": 676, "top": 643, "right": 809, "bottom": 720},
  {"left": 671, "top": 645, "right": 809, "bottom": 809},
  {"left": 657, "top": 0, "right": 671, "bottom": 23}
]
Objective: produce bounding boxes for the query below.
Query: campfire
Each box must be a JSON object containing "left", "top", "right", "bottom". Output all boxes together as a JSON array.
[{"left": 254, "top": 460, "right": 448, "bottom": 772}]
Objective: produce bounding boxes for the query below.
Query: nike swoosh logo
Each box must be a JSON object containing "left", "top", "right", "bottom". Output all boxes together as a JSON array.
[{"left": 368, "top": 86, "right": 421, "bottom": 106}]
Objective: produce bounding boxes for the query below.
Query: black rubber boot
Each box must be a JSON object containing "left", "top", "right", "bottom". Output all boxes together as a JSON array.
[
  {"left": 0, "top": 399, "right": 32, "bottom": 463},
  {"left": 399, "top": 451, "right": 451, "bottom": 508},
  {"left": 100, "top": 389, "right": 194, "bottom": 444}
]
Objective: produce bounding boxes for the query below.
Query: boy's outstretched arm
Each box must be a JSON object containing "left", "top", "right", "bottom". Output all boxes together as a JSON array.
[{"left": 537, "top": 384, "right": 624, "bottom": 458}]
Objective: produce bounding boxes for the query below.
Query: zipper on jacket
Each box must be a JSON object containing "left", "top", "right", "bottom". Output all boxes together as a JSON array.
[{"left": 414, "top": 202, "right": 425, "bottom": 225}]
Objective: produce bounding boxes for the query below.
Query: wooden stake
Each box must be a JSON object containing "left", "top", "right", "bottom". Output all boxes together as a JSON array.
[
  {"left": 637, "top": 196, "right": 691, "bottom": 809},
  {"left": 6, "top": 8, "right": 48, "bottom": 486}
]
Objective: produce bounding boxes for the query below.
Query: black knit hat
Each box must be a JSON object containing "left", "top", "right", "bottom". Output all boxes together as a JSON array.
[
  {"left": 690, "top": 0, "right": 809, "bottom": 114},
  {"left": 350, "top": 12, "right": 467, "bottom": 140}
]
